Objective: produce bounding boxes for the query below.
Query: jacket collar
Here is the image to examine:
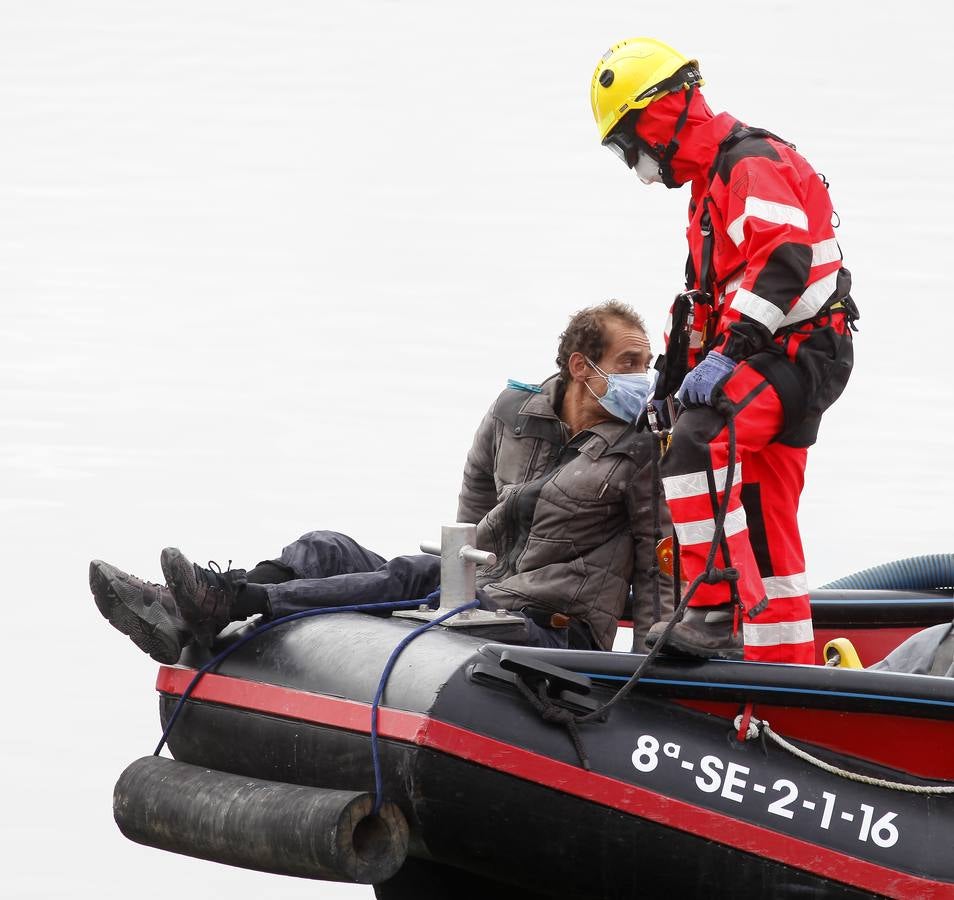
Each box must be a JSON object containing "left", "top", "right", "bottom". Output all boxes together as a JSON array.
[
  {"left": 682, "top": 111, "right": 741, "bottom": 200},
  {"left": 633, "top": 89, "right": 739, "bottom": 192},
  {"left": 519, "top": 374, "right": 564, "bottom": 420},
  {"left": 518, "top": 375, "right": 632, "bottom": 451}
]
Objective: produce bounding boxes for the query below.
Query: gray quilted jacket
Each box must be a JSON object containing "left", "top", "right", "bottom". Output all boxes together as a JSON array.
[{"left": 457, "top": 376, "right": 673, "bottom": 650}]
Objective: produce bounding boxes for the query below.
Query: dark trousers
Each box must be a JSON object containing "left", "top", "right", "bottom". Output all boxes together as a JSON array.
[
  {"left": 260, "top": 530, "right": 572, "bottom": 650},
  {"left": 263, "top": 531, "right": 441, "bottom": 616}
]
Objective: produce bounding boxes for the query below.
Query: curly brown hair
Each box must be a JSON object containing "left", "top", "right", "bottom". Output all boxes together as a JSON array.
[{"left": 555, "top": 300, "right": 647, "bottom": 382}]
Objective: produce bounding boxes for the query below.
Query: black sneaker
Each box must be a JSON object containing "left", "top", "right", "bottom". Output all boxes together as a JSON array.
[
  {"left": 89, "top": 560, "right": 193, "bottom": 664},
  {"left": 645, "top": 603, "right": 743, "bottom": 660},
  {"left": 160, "top": 547, "right": 247, "bottom": 647}
]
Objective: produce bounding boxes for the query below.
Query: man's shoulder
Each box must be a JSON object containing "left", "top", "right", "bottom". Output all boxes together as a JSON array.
[
  {"left": 488, "top": 375, "right": 562, "bottom": 422},
  {"left": 486, "top": 383, "right": 532, "bottom": 426},
  {"left": 709, "top": 121, "right": 808, "bottom": 191}
]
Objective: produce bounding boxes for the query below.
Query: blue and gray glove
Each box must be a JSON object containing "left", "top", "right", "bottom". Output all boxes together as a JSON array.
[{"left": 676, "top": 350, "right": 737, "bottom": 407}]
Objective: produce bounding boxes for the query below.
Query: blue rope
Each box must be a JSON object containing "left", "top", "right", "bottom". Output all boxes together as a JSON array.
[
  {"left": 153, "top": 596, "right": 440, "bottom": 757},
  {"left": 369, "top": 598, "right": 479, "bottom": 814}
]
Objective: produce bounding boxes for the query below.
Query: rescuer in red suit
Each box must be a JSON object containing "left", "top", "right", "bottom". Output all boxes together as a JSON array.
[{"left": 591, "top": 38, "right": 859, "bottom": 663}]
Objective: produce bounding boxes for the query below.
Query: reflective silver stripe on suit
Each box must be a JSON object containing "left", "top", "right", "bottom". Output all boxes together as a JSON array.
[
  {"left": 663, "top": 464, "right": 742, "bottom": 501},
  {"left": 673, "top": 505, "right": 748, "bottom": 546},
  {"left": 743, "top": 618, "right": 814, "bottom": 646},
  {"left": 726, "top": 197, "right": 809, "bottom": 248}
]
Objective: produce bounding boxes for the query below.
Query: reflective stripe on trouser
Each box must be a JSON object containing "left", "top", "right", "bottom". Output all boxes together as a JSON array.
[{"left": 661, "top": 363, "right": 814, "bottom": 664}]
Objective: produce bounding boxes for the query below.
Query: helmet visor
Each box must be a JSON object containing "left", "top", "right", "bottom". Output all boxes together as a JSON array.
[{"left": 602, "top": 126, "right": 640, "bottom": 169}]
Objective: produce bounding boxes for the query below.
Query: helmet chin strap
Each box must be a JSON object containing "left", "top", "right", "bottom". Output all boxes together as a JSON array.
[{"left": 651, "top": 84, "right": 697, "bottom": 189}]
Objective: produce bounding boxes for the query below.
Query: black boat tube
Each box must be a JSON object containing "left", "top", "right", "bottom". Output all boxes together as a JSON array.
[
  {"left": 113, "top": 756, "right": 409, "bottom": 884},
  {"left": 819, "top": 554, "right": 954, "bottom": 593}
]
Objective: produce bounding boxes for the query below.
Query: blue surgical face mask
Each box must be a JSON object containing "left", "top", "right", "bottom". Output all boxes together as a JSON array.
[{"left": 585, "top": 358, "right": 655, "bottom": 423}]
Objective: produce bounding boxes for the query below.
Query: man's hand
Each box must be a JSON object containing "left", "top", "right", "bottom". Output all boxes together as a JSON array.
[{"left": 676, "top": 350, "right": 737, "bottom": 406}]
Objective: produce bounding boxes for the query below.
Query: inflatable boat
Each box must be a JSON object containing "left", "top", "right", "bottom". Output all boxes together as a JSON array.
[{"left": 112, "top": 545, "right": 954, "bottom": 899}]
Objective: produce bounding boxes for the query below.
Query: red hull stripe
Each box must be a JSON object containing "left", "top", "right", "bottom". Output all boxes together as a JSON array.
[
  {"left": 156, "top": 666, "right": 953, "bottom": 899},
  {"left": 674, "top": 698, "right": 954, "bottom": 781}
]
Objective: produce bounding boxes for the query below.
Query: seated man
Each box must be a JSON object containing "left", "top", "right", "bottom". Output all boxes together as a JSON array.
[{"left": 90, "top": 300, "right": 673, "bottom": 661}]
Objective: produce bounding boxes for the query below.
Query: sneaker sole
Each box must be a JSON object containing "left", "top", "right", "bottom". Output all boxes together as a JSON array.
[{"left": 89, "top": 560, "right": 182, "bottom": 664}]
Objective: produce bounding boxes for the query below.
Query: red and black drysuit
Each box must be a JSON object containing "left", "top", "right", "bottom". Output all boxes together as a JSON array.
[{"left": 636, "top": 89, "right": 857, "bottom": 663}]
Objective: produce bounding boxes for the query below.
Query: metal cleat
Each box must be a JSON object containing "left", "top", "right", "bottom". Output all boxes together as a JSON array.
[{"left": 393, "top": 524, "right": 525, "bottom": 628}]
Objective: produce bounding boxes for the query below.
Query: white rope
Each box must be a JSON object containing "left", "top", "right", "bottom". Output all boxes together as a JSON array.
[
  {"left": 734, "top": 714, "right": 760, "bottom": 741},
  {"left": 732, "top": 715, "right": 954, "bottom": 795}
]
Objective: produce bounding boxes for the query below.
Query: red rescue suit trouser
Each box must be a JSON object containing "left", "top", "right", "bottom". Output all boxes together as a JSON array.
[{"left": 661, "top": 363, "right": 814, "bottom": 664}]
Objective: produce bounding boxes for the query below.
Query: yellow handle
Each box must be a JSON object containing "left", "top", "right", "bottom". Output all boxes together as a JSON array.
[{"left": 824, "top": 637, "right": 864, "bottom": 669}]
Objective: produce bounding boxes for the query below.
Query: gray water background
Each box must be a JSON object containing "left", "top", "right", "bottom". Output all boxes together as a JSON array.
[{"left": 3, "top": 2, "right": 952, "bottom": 896}]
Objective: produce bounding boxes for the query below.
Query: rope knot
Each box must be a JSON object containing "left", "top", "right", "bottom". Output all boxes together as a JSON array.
[
  {"left": 703, "top": 566, "right": 739, "bottom": 584},
  {"left": 540, "top": 705, "right": 576, "bottom": 726},
  {"left": 732, "top": 713, "right": 761, "bottom": 741}
]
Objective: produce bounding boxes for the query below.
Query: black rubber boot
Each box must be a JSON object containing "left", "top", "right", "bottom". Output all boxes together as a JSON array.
[
  {"left": 645, "top": 602, "right": 743, "bottom": 660},
  {"left": 89, "top": 559, "right": 193, "bottom": 664},
  {"left": 160, "top": 547, "right": 251, "bottom": 647}
]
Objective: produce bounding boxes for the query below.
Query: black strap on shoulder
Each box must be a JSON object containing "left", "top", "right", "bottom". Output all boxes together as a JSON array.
[
  {"left": 697, "top": 196, "right": 714, "bottom": 295},
  {"left": 705, "top": 124, "right": 794, "bottom": 184}
]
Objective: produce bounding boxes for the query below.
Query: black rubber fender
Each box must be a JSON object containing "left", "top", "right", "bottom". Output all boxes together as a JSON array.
[{"left": 113, "top": 756, "right": 408, "bottom": 883}]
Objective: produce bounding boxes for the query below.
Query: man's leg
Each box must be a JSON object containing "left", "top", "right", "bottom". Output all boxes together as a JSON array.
[
  {"left": 740, "top": 443, "right": 814, "bottom": 663},
  {"left": 161, "top": 530, "right": 439, "bottom": 637},
  {"left": 265, "top": 554, "right": 440, "bottom": 617},
  {"left": 243, "top": 529, "right": 388, "bottom": 586},
  {"left": 269, "top": 530, "right": 388, "bottom": 580},
  {"left": 655, "top": 363, "right": 800, "bottom": 659},
  {"left": 161, "top": 530, "right": 388, "bottom": 641},
  {"left": 255, "top": 529, "right": 438, "bottom": 617}
]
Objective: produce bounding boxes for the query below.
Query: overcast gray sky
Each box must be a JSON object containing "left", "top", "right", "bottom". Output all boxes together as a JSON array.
[{"left": 3, "top": 2, "right": 951, "bottom": 897}]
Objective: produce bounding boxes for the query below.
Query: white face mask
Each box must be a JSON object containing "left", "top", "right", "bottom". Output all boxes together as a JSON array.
[{"left": 635, "top": 150, "right": 663, "bottom": 185}]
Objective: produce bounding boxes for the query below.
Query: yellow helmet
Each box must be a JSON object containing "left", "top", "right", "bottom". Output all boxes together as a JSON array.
[{"left": 591, "top": 38, "right": 703, "bottom": 140}]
